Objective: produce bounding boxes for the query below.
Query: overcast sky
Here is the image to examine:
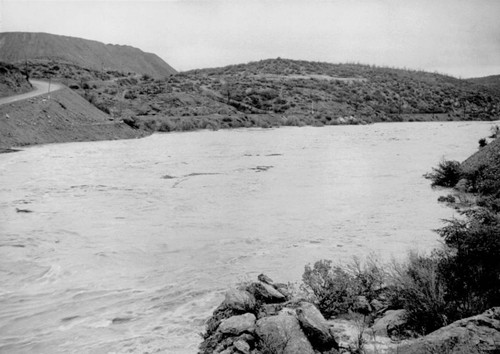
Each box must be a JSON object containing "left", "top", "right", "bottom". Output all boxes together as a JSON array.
[{"left": 1, "top": 0, "right": 500, "bottom": 78}]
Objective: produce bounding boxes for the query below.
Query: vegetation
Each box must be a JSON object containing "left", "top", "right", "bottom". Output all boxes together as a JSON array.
[
  {"left": 301, "top": 257, "right": 385, "bottom": 318},
  {"left": 302, "top": 139, "right": 500, "bottom": 337},
  {"left": 0, "top": 62, "right": 32, "bottom": 97},
  {"left": 424, "top": 160, "right": 462, "bottom": 188},
  {"left": 15, "top": 58, "right": 500, "bottom": 133}
]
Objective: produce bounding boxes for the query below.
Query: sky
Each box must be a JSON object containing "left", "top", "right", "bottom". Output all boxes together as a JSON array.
[{"left": 1, "top": 0, "right": 500, "bottom": 78}]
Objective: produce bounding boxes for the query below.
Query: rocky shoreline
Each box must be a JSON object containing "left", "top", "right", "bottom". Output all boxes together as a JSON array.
[{"left": 200, "top": 275, "right": 500, "bottom": 354}]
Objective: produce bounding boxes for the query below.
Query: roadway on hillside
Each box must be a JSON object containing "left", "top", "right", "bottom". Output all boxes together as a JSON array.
[{"left": 0, "top": 80, "right": 64, "bottom": 106}]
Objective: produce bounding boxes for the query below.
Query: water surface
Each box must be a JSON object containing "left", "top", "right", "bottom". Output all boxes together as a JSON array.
[{"left": 0, "top": 122, "right": 494, "bottom": 353}]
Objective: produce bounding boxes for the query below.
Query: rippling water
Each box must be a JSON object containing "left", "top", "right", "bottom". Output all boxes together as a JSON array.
[{"left": 0, "top": 122, "right": 494, "bottom": 353}]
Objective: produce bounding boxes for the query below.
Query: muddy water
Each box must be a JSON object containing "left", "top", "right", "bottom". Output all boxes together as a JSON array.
[{"left": 0, "top": 122, "right": 494, "bottom": 353}]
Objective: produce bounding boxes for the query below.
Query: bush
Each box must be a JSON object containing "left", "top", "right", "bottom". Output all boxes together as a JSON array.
[
  {"left": 436, "top": 208, "right": 500, "bottom": 320},
  {"left": 302, "top": 260, "right": 359, "bottom": 318},
  {"left": 302, "top": 257, "right": 385, "bottom": 318},
  {"left": 424, "top": 160, "right": 462, "bottom": 187},
  {"left": 388, "top": 251, "right": 448, "bottom": 335}
]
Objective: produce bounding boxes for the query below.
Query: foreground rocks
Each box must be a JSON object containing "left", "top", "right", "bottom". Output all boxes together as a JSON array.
[
  {"left": 397, "top": 307, "right": 500, "bottom": 354},
  {"left": 199, "top": 274, "right": 339, "bottom": 354},
  {"left": 200, "top": 276, "right": 500, "bottom": 354}
]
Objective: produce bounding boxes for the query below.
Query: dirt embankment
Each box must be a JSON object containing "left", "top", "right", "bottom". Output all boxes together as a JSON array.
[
  {"left": 461, "top": 134, "right": 500, "bottom": 172},
  {"left": 0, "top": 86, "right": 149, "bottom": 150}
]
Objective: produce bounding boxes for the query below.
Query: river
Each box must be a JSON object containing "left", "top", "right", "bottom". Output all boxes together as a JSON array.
[{"left": 0, "top": 122, "right": 494, "bottom": 353}]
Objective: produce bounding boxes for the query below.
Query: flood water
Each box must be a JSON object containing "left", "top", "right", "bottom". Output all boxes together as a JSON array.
[{"left": 0, "top": 122, "right": 494, "bottom": 353}]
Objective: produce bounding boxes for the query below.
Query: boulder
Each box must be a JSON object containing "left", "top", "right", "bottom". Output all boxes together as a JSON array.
[
  {"left": 218, "top": 313, "right": 256, "bottom": 336},
  {"left": 371, "top": 309, "right": 407, "bottom": 338},
  {"left": 248, "top": 281, "right": 286, "bottom": 303},
  {"left": 274, "top": 283, "right": 292, "bottom": 298},
  {"left": 224, "top": 289, "right": 256, "bottom": 312},
  {"left": 233, "top": 339, "right": 250, "bottom": 354},
  {"left": 256, "top": 313, "right": 315, "bottom": 354},
  {"left": 397, "top": 307, "right": 500, "bottom": 354},
  {"left": 258, "top": 273, "right": 274, "bottom": 285},
  {"left": 296, "top": 302, "right": 339, "bottom": 351}
]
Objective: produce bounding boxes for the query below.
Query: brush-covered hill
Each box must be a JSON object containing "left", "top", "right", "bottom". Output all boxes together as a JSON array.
[
  {"left": 0, "top": 32, "right": 177, "bottom": 79},
  {"left": 15, "top": 58, "right": 500, "bottom": 132},
  {"left": 182, "top": 59, "right": 500, "bottom": 123},
  {"left": 467, "top": 75, "right": 500, "bottom": 95}
]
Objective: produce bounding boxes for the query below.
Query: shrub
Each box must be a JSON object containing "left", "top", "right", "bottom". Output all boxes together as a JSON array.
[
  {"left": 478, "top": 138, "right": 488, "bottom": 148},
  {"left": 302, "top": 260, "right": 359, "bottom": 318},
  {"left": 437, "top": 194, "right": 456, "bottom": 203},
  {"left": 436, "top": 208, "right": 500, "bottom": 320},
  {"left": 302, "top": 257, "right": 386, "bottom": 318},
  {"left": 388, "top": 251, "right": 448, "bottom": 335},
  {"left": 424, "top": 160, "right": 462, "bottom": 187}
]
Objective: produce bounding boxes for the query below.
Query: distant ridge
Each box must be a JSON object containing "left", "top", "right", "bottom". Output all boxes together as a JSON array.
[
  {"left": 0, "top": 32, "right": 177, "bottom": 78},
  {"left": 467, "top": 75, "right": 500, "bottom": 95}
]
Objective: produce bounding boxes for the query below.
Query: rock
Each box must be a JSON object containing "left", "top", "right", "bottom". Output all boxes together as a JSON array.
[
  {"left": 257, "top": 303, "right": 284, "bottom": 319},
  {"left": 224, "top": 289, "right": 256, "bottom": 312},
  {"left": 397, "top": 307, "right": 500, "bottom": 354},
  {"left": 218, "top": 313, "right": 256, "bottom": 336},
  {"left": 371, "top": 309, "right": 407, "bottom": 338},
  {"left": 296, "top": 302, "right": 339, "bottom": 351},
  {"left": 352, "top": 295, "right": 372, "bottom": 315},
  {"left": 256, "top": 313, "right": 315, "bottom": 354},
  {"left": 258, "top": 273, "right": 274, "bottom": 285},
  {"left": 233, "top": 339, "right": 250, "bottom": 354},
  {"left": 249, "top": 281, "right": 286, "bottom": 303},
  {"left": 274, "top": 283, "right": 292, "bottom": 298},
  {"left": 205, "top": 304, "right": 239, "bottom": 337},
  {"left": 236, "top": 333, "right": 254, "bottom": 343}
]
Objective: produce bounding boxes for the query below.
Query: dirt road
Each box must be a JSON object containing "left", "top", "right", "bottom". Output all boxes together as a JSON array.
[{"left": 0, "top": 80, "right": 64, "bottom": 105}]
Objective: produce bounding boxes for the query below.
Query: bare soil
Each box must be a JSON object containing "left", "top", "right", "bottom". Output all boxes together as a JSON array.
[{"left": 0, "top": 87, "right": 148, "bottom": 150}]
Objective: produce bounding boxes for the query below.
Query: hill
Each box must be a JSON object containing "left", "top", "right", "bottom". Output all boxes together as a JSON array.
[
  {"left": 7, "top": 58, "right": 500, "bottom": 133},
  {"left": 182, "top": 59, "right": 500, "bottom": 123},
  {"left": 0, "top": 32, "right": 177, "bottom": 79},
  {"left": 467, "top": 75, "right": 500, "bottom": 95}
]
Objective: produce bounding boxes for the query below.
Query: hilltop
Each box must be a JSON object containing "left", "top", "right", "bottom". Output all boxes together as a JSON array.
[
  {"left": 182, "top": 59, "right": 500, "bottom": 122},
  {"left": 0, "top": 32, "right": 177, "bottom": 79},
  {"left": 467, "top": 75, "right": 500, "bottom": 95}
]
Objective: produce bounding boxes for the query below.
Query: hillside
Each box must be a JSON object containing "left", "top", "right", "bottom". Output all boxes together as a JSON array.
[
  {"left": 468, "top": 75, "right": 500, "bottom": 95},
  {"left": 461, "top": 132, "right": 500, "bottom": 173},
  {"left": 0, "top": 85, "right": 148, "bottom": 150},
  {"left": 0, "top": 32, "right": 177, "bottom": 79},
  {"left": 0, "top": 62, "right": 32, "bottom": 98},
  {"left": 182, "top": 59, "right": 500, "bottom": 122},
  {"left": 8, "top": 58, "right": 500, "bottom": 133}
]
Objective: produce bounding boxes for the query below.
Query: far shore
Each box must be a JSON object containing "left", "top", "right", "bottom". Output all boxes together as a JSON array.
[{"left": 1, "top": 115, "right": 497, "bottom": 154}]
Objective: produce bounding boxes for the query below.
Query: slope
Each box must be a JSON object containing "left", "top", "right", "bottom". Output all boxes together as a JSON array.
[
  {"left": 0, "top": 85, "right": 148, "bottom": 149},
  {"left": 0, "top": 32, "right": 177, "bottom": 79}
]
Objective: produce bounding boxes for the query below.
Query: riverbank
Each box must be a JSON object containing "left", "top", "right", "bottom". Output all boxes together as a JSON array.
[
  {"left": 0, "top": 86, "right": 149, "bottom": 151},
  {"left": 199, "top": 131, "right": 500, "bottom": 353}
]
